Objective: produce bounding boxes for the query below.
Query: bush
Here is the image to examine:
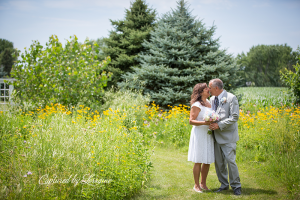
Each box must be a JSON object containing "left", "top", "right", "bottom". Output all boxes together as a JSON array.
[
  {"left": 280, "top": 47, "right": 300, "bottom": 103},
  {"left": 10, "top": 35, "right": 112, "bottom": 108}
]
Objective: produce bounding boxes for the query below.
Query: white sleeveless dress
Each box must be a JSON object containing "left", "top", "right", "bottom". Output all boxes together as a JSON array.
[{"left": 188, "top": 101, "right": 215, "bottom": 164}]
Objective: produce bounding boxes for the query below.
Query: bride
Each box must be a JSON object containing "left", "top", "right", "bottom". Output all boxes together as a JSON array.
[{"left": 188, "top": 83, "right": 215, "bottom": 193}]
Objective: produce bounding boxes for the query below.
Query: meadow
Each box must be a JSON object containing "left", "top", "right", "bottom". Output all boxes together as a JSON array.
[
  {"left": 0, "top": 91, "right": 154, "bottom": 199},
  {"left": 235, "top": 87, "right": 300, "bottom": 198},
  {"left": 0, "top": 87, "right": 299, "bottom": 199}
]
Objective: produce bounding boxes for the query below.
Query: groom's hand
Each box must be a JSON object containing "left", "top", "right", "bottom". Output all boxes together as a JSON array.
[{"left": 209, "top": 123, "right": 219, "bottom": 130}]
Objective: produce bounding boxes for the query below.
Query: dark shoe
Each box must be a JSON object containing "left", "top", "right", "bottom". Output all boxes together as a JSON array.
[
  {"left": 214, "top": 186, "right": 229, "bottom": 193},
  {"left": 234, "top": 187, "right": 241, "bottom": 195}
]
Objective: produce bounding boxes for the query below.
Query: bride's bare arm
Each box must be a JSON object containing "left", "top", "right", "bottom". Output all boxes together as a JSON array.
[{"left": 189, "top": 106, "right": 211, "bottom": 126}]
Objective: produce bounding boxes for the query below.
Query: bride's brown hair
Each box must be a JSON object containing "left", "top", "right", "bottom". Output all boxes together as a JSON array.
[{"left": 190, "top": 83, "right": 207, "bottom": 106}]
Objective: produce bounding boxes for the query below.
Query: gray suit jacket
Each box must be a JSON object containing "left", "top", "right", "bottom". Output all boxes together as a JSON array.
[{"left": 210, "top": 90, "right": 239, "bottom": 144}]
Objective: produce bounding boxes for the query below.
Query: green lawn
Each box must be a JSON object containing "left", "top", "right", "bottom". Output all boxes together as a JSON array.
[{"left": 133, "top": 146, "right": 290, "bottom": 200}]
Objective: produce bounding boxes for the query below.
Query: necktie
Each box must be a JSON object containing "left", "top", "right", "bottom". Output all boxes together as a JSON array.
[
  {"left": 212, "top": 97, "right": 219, "bottom": 140},
  {"left": 214, "top": 97, "right": 219, "bottom": 111}
]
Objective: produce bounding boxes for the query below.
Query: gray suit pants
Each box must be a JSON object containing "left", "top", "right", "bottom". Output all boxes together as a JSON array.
[{"left": 214, "top": 142, "right": 241, "bottom": 190}]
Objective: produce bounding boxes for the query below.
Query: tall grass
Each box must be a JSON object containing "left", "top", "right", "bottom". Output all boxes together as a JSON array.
[
  {"left": 0, "top": 90, "right": 154, "bottom": 199},
  {"left": 1, "top": 87, "right": 299, "bottom": 199},
  {"left": 235, "top": 88, "right": 300, "bottom": 199}
]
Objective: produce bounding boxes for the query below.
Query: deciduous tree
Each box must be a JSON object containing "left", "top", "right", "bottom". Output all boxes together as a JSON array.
[
  {"left": 11, "top": 35, "right": 111, "bottom": 107},
  {"left": 237, "top": 44, "right": 298, "bottom": 86}
]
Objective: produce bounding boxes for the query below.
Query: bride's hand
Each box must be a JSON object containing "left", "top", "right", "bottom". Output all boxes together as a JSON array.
[{"left": 205, "top": 121, "right": 212, "bottom": 125}]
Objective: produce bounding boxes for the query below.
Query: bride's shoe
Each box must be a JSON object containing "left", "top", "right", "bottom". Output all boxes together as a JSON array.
[
  {"left": 200, "top": 185, "right": 211, "bottom": 191},
  {"left": 193, "top": 186, "right": 203, "bottom": 193}
]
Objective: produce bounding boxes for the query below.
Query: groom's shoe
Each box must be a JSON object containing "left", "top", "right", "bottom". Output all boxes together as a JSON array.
[
  {"left": 233, "top": 187, "right": 241, "bottom": 195},
  {"left": 214, "top": 186, "right": 229, "bottom": 193}
]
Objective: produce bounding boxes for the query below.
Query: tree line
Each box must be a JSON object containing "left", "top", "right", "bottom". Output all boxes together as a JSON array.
[
  {"left": 236, "top": 44, "right": 298, "bottom": 87},
  {"left": 1, "top": 0, "right": 299, "bottom": 106}
]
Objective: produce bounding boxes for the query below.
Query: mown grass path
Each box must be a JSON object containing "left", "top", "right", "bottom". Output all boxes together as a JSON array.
[{"left": 133, "top": 146, "right": 290, "bottom": 200}]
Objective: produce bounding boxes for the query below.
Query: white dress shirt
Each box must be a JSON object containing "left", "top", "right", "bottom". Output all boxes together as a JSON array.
[{"left": 214, "top": 90, "right": 225, "bottom": 111}]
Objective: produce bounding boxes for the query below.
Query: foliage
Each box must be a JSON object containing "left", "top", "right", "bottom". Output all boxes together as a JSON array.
[
  {"left": 0, "top": 38, "right": 17, "bottom": 77},
  {"left": 10, "top": 35, "right": 112, "bottom": 108},
  {"left": 119, "top": 0, "right": 241, "bottom": 107},
  {"left": 236, "top": 44, "right": 298, "bottom": 87},
  {"left": 85, "top": 37, "right": 106, "bottom": 60},
  {"left": 100, "top": 0, "right": 156, "bottom": 87},
  {"left": 0, "top": 91, "right": 153, "bottom": 199},
  {"left": 280, "top": 47, "right": 300, "bottom": 103}
]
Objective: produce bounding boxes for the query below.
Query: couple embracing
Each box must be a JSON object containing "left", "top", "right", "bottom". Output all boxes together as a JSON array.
[{"left": 188, "top": 78, "right": 242, "bottom": 196}]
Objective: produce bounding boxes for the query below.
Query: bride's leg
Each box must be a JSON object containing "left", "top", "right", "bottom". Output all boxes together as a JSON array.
[
  {"left": 200, "top": 164, "right": 210, "bottom": 189},
  {"left": 193, "top": 163, "right": 202, "bottom": 191}
]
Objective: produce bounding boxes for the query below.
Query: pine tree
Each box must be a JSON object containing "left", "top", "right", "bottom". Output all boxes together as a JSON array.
[
  {"left": 101, "top": 0, "right": 156, "bottom": 87},
  {"left": 119, "top": 0, "right": 240, "bottom": 107},
  {"left": 0, "top": 39, "right": 16, "bottom": 77}
]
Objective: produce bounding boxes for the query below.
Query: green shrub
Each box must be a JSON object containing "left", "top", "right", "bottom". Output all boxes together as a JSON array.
[
  {"left": 280, "top": 47, "right": 300, "bottom": 103},
  {"left": 10, "top": 35, "right": 112, "bottom": 108}
]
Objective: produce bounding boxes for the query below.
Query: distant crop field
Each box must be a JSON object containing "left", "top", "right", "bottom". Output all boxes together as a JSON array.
[{"left": 234, "top": 87, "right": 295, "bottom": 111}]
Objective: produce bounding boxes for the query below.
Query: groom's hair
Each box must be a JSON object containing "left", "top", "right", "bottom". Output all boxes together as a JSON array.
[{"left": 210, "top": 79, "right": 223, "bottom": 89}]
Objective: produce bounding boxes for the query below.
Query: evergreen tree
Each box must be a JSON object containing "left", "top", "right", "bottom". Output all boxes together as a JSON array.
[
  {"left": 119, "top": 0, "right": 240, "bottom": 107},
  {"left": 0, "top": 39, "right": 17, "bottom": 77},
  {"left": 101, "top": 0, "right": 156, "bottom": 87}
]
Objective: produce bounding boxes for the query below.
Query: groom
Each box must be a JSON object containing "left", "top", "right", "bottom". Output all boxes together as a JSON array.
[{"left": 208, "top": 78, "right": 242, "bottom": 196}]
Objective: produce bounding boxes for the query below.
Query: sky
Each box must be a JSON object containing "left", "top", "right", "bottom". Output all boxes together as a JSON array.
[{"left": 0, "top": 0, "right": 300, "bottom": 57}]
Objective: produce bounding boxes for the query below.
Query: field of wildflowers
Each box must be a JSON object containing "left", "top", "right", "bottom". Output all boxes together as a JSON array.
[
  {"left": 235, "top": 87, "right": 300, "bottom": 198},
  {"left": 0, "top": 87, "right": 299, "bottom": 199},
  {"left": 0, "top": 91, "right": 154, "bottom": 199},
  {"left": 142, "top": 87, "right": 300, "bottom": 198}
]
